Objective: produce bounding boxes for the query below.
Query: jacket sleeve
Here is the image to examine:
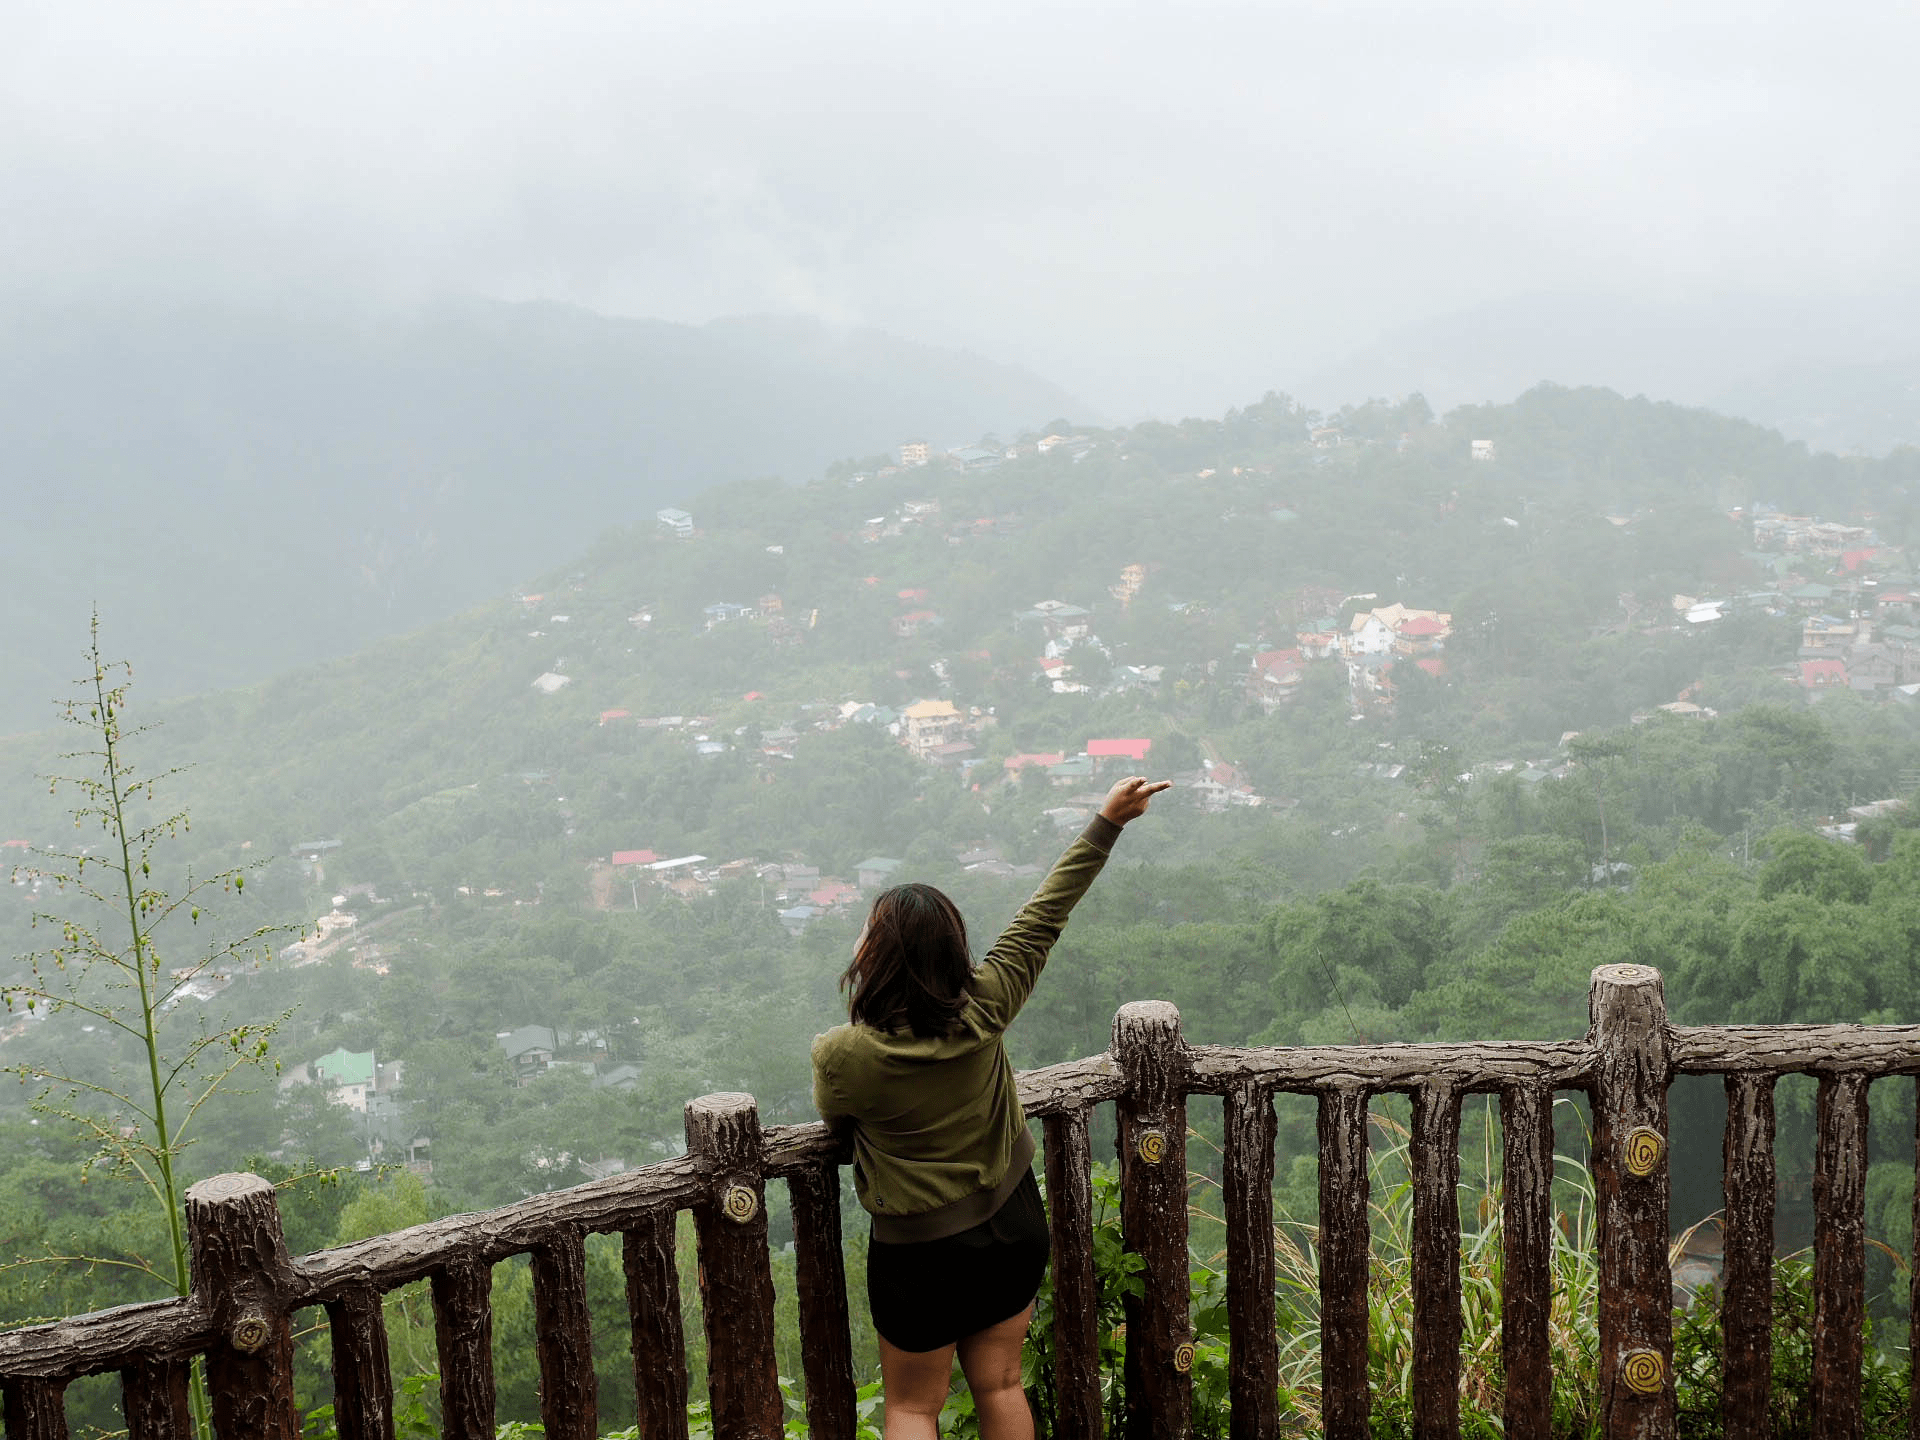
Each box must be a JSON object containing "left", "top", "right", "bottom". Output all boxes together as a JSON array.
[
  {"left": 810, "top": 1031, "right": 854, "bottom": 1125},
  {"left": 967, "top": 816, "right": 1122, "bottom": 1033}
]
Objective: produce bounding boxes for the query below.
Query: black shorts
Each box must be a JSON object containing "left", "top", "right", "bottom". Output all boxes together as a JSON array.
[{"left": 866, "top": 1169, "right": 1050, "bottom": 1353}]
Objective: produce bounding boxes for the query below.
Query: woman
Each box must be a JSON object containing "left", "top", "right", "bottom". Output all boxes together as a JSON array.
[{"left": 811, "top": 775, "right": 1169, "bottom": 1440}]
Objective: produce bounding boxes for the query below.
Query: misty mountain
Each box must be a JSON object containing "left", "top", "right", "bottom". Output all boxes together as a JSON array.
[
  {"left": 1711, "top": 358, "right": 1920, "bottom": 458},
  {"left": 1301, "top": 290, "right": 1920, "bottom": 455},
  {"left": 0, "top": 298, "right": 1085, "bottom": 731}
]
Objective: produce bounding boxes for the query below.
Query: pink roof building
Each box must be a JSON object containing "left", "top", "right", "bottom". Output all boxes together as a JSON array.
[
  {"left": 1801, "top": 659, "right": 1848, "bottom": 688},
  {"left": 611, "top": 849, "right": 660, "bottom": 867},
  {"left": 1087, "top": 738, "right": 1152, "bottom": 762}
]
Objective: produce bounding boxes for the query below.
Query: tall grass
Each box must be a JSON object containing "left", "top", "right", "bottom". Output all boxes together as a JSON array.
[{"left": 1179, "top": 1105, "right": 1602, "bottom": 1436}]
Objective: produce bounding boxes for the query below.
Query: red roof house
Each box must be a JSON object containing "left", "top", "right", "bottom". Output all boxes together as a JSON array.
[
  {"left": 599, "top": 709, "right": 631, "bottom": 724},
  {"left": 1801, "top": 659, "right": 1848, "bottom": 689},
  {"left": 611, "top": 850, "right": 660, "bottom": 867}
]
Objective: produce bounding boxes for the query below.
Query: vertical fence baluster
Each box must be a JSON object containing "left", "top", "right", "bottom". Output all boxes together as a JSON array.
[
  {"left": 1723, "top": 1073, "right": 1775, "bottom": 1440},
  {"left": 184, "top": 1173, "right": 300, "bottom": 1440},
  {"left": 1813, "top": 1071, "right": 1869, "bottom": 1440},
  {"left": 1589, "top": 964, "right": 1673, "bottom": 1438},
  {"left": 431, "top": 1259, "right": 495, "bottom": 1440},
  {"left": 1411, "top": 1081, "right": 1463, "bottom": 1440},
  {"left": 1500, "top": 1082, "right": 1554, "bottom": 1440},
  {"left": 685, "top": 1093, "right": 782, "bottom": 1440},
  {"left": 1, "top": 1378, "right": 67, "bottom": 1440},
  {"left": 623, "top": 1209, "right": 690, "bottom": 1440},
  {"left": 1912, "top": 1078, "right": 1920, "bottom": 1440},
  {"left": 532, "top": 1228, "right": 598, "bottom": 1440},
  {"left": 789, "top": 1161, "right": 856, "bottom": 1440},
  {"left": 1043, "top": 1108, "right": 1102, "bottom": 1440},
  {"left": 1319, "top": 1083, "right": 1371, "bottom": 1440},
  {"left": 121, "top": 1357, "right": 191, "bottom": 1440},
  {"left": 1114, "top": 1001, "right": 1192, "bottom": 1440},
  {"left": 326, "top": 1287, "right": 395, "bottom": 1440},
  {"left": 1223, "top": 1080, "right": 1278, "bottom": 1440}
]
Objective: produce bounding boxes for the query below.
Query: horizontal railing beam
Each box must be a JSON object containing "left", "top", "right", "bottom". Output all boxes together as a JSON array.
[
  {"left": 1669, "top": 1023, "right": 1920, "bottom": 1074},
  {"left": 291, "top": 1156, "right": 703, "bottom": 1301},
  {"left": 0, "top": 1302, "right": 209, "bottom": 1385},
  {"left": 1186, "top": 1039, "right": 1593, "bottom": 1092}
]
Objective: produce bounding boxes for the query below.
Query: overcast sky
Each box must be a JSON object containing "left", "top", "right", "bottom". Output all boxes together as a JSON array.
[{"left": 3, "top": 0, "right": 1915, "bottom": 417}]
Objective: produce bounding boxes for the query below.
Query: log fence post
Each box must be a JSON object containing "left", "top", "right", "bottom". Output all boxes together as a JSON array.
[
  {"left": 325, "top": 1286, "right": 396, "bottom": 1440},
  {"left": 1812, "top": 1071, "right": 1869, "bottom": 1440},
  {"left": 623, "top": 1209, "right": 690, "bottom": 1440},
  {"left": 1411, "top": 1081, "right": 1463, "bottom": 1440},
  {"left": 1042, "top": 1108, "right": 1102, "bottom": 1440},
  {"left": 184, "top": 1172, "right": 301, "bottom": 1440},
  {"left": 120, "top": 1358, "right": 192, "bottom": 1440},
  {"left": 430, "top": 1259, "right": 495, "bottom": 1440},
  {"left": 1722, "top": 1073, "right": 1775, "bottom": 1440},
  {"left": 1500, "top": 1081, "right": 1555, "bottom": 1440},
  {"left": 531, "top": 1227, "right": 599, "bottom": 1440},
  {"left": 1113, "top": 1001, "right": 1191, "bottom": 1440},
  {"left": 1, "top": 1379, "right": 67, "bottom": 1440},
  {"left": 1912, "top": 1081, "right": 1920, "bottom": 1440},
  {"left": 685, "top": 1093, "right": 781, "bottom": 1440},
  {"left": 788, "top": 1161, "right": 857, "bottom": 1440},
  {"left": 1222, "top": 1080, "right": 1278, "bottom": 1440},
  {"left": 1588, "top": 964, "right": 1673, "bottom": 1440},
  {"left": 1318, "top": 1083, "right": 1371, "bottom": 1440}
]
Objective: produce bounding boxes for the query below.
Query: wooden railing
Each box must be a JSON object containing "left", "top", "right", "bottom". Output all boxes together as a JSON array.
[{"left": 2, "top": 963, "right": 1918, "bottom": 1440}]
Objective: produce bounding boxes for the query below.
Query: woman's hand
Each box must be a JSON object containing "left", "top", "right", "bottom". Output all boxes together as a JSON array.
[{"left": 1099, "top": 776, "right": 1172, "bottom": 825}]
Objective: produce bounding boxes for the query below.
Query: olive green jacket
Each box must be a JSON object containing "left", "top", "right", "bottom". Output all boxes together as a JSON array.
[{"left": 810, "top": 816, "right": 1122, "bottom": 1241}]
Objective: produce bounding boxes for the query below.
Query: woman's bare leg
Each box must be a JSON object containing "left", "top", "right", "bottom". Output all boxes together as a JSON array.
[
  {"left": 878, "top": 1335, "right": 956, "bottom": 1440},
  {"left": 956, "top": 1305, "right": 1035, "bottom": 1440}
]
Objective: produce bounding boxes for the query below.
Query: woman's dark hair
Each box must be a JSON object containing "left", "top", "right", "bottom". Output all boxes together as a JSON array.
[{"left": 841, "top": 883, "right": 972, "bottom": 1036}]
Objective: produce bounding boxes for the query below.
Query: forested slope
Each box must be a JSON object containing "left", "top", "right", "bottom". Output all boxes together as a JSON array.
[{"left": 4, "top": 382, "right": 1920, "bottom": 1429}]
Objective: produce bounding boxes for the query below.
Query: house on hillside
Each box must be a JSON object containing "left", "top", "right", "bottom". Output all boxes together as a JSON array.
[
  {"left": 1018, "top": 600, "right": 1093, "bottom": 641},
  {"left": 1086, "top": 738, "right": 1152, "bottom": 766},
  {"left": 1347, "top": 613, "right": 1395, "bottom": 655},
  {"left": 1801, "top": 659, "right": 1849, "bottom": 690},
  {"left": 657, "top": 508, "right": 694, "bottom": 538},
  {"left": 1110, "top": 564, "right": 1147, "bottom": 606},
  {"left": 497, "top": 1026, "right": 558, "bottom": 1080},
  {"left": 1393, "top": 615, "right": 1449, "bottom": 655},
  {"left": 902, "top": 699, "right": 964, "bottom": 755},
  {"left": 312, "top": 1048, "right": 377, "bottom": 1112},
  {"left": 703, "top": 601, "right": 753, "bottom": 627},
  {"left": 1248, "top": 649, "right": 1305, "bottom": 709},
  {"left": 855, "top": 857, "right": 903, "bottom": 890},
  {"left": 892, "top": 609, "right": 941, "bottom": 638},
  {"left": 1004, "top": 752, "right": 1065, "bottom": 778},
  {"left": 1047, "top": 755, "right": 1096, "bottom": 787}
]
